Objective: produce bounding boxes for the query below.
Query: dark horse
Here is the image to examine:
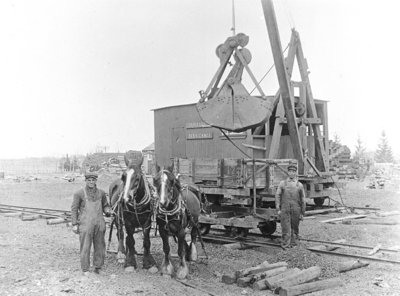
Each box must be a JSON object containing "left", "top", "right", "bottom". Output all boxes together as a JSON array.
[
  {"left": 153, "top": 167, "right": 202, "bottom": 279},
  {"left": 109, "top": 160, "right": 156, "bottom": 272}
]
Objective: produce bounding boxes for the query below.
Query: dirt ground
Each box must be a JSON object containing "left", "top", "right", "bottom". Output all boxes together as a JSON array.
[{"left": 1, "top": 172, "right": 400, "bottom": 296}]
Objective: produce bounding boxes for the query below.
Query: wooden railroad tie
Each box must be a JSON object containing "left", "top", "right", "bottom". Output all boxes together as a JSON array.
[{"left": 222, "top": 262, "right": 343, "bottom": 295}]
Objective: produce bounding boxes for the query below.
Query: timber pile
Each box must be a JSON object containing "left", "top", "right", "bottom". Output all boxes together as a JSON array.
[{"left": 221, "top": 261, "right": 343, "bottom": 295}]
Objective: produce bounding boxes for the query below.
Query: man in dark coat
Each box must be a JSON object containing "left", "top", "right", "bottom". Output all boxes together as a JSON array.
[
  {"left": 275, "top": 161, "right": 306, "bottom": 249},
  {"left": 71, "top": 171, "right": 112, "bottom": 275}
]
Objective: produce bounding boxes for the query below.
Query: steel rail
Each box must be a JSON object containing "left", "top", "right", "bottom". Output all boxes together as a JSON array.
[
  {"left": 207, "top": 228, "right": 399, "bottom": 253},
  {"left": 0, "top": 207, "right": 69, "bottom": 219},
  {"left": 0, "top": 203, "right": 70, "bottom": 214},
  {"left": 203, "top": 233, "right": 400, "bottom": 265}
]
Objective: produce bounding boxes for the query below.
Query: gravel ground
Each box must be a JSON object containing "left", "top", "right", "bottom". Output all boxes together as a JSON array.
[{"left": 0, "top": 172, "right": 400, "bottom": 295}]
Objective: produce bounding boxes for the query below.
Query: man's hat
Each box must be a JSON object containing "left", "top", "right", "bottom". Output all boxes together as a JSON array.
[
  {"left": 288, "top": 160, "right": 298, "bottom": 171},
  {"left": 85, "top": 171, "right": 98, "bottom": 180}
]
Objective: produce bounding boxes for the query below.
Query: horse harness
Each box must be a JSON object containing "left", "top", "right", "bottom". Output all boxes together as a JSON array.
[{"left": 112, "top": 174, "right": 156, "bottom": 231}]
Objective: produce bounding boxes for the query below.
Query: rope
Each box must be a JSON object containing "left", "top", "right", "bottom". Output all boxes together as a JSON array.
[
  {"left": 219, "top": 128, "right": 251, "bottom": 158},
  {"left": 249, "top": 44, "right": 289, "bottom": 95}
]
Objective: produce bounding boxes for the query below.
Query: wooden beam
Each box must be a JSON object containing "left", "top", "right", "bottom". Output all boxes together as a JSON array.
[
  {"left": 338, "top": 260, "right": 369, "bottom": 273},
  {"left": 251, "top": 266, "right": 287, "bottom": 290},
  {"left": 242, "top": 143, "right": 267, "bottom": 151},
  {"left": 268, "top": 98, "right": 284, "bottom": 158},
  {"left": 279, "top": 278, "right": 343, "bottom": 296},
  {"left": 235, "top": 261, "right": 270, "bottom": 279},
  {"left": 264, "top": 268, "right": 301, "bottom": 290},
  {"left": 294, "top": 30, "right": 328, "bottom": 171},
  {"left": 276, "top": 266, "right": 321, "bottom": 291},
  {"left": 261, "top": 0, "right": 304, "bottom": 172}
]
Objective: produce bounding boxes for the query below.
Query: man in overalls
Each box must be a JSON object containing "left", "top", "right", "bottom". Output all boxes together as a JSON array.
[
  {"left": 71, "top": 172, "right": 112, "bottom": 275},
  {"left": 275, "top": 161, "right": 306, "bottom": 249}
]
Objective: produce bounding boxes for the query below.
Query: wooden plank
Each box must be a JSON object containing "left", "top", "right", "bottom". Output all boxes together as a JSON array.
[
  {"left": 376, "top": 211, "right": 400, "bottom": 217},
  {"left": 321, "top": 215, "right": 367, "bottom": 224},
  {"left": 304, "top": 208, "right": 344, "bottom": 216},
  {"left": 279, "top": 278, "right": 343, "bottom": 296}
]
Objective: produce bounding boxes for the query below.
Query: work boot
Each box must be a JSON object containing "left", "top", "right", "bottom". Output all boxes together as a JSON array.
[{"left": 94, "top": 268, "right": 103, "bottom": 275}]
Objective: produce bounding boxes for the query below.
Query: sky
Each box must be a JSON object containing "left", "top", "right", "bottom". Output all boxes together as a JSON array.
[{"left": 0, "top": 0, "right": 399, "bottom": 159}]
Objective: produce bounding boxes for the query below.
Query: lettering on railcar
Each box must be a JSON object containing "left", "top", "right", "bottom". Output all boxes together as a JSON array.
[{"left": 187, "top": 133, "right": 213, "bottom": 140}]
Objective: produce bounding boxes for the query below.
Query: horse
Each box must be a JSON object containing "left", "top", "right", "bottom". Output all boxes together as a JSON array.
[
  {"left": 108, "top": 161, "right": 156, "bottom": 272},
  {"left": 153, "top": 167, "right": 203, "bottom": 279}
]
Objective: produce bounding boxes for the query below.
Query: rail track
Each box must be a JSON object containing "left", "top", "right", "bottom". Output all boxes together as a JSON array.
[
  {"left": 1, "top": 203, "right": 398, "bottom": 265},
  {"left": 202, "top": 228, "right": 400, "bottom": 265}
]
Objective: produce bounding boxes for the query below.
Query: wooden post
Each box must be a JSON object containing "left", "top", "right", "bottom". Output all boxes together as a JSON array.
[
  {"left": 274, "top": 266, "right": 321, "bottom": 291},
  {"left": 235, "top": 260, "right": 269, "bottom": 278},
  {"left": 21, "top": 214, "right": 42, "bottom": 221},
  {"left": 261, "top": 0, "right": 304, "bottom": 172},
  {"left": 47, "top": 218, "right": 70, "bottom": 225},
  {"left": 221, "top": 272, "right": 237, "bottom": 284},
  {"left": 252, "top": 266, "right": 287, "bottom": 290},
  {"left": 264, "top": 268, "right": 301, "bottom": 290},
  {"left": 279, "top": 278, "right": 343, "bottom": 296},
  {"left": 338, "top": 259, "right": 369, "bottom": 273},
  {"left": 248, "top": 262, "right": 288, "bottom": 275},
  {"left": 4, "top": 212, "right": 22, "bottom": 217}
]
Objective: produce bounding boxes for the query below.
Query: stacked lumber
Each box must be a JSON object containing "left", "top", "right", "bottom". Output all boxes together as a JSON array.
[{"left": 221, "top": 262, "right": 343, "bottom": 295}]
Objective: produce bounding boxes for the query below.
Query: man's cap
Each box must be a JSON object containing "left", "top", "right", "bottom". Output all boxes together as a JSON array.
[
  {"left": 85, "top": 171, "right": 98, "bottom": 180},
  {"left": 288, "top": 160, "right": 298, "bottom": 171}
]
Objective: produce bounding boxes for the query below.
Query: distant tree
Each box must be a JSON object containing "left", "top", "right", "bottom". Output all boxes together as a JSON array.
[
  {"left": 375, "top": 131, "right": 394, "bottom": 163},
  {"left": 333, "top": 133, "right": 341, "bottom": 146},
  {"left": 353, "top": 136, "right": 366, "bottom": 164}
]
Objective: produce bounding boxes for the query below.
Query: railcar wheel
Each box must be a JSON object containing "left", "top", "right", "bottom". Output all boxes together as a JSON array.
[
  {"left": 198, "top": 223, "right": 211, "bottom": 235},
  {"left": 314, "top": 197, "right": 325, "bottom": 206},
  {"left": 258, "top": 221, "right": 277, "bottom": 236}
]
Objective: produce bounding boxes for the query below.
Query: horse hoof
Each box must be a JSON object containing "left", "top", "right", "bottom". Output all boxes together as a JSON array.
[
  {"left": 125, "top": 266, "right": 136, "bottom": 273},
  {"left": 176, "top": 267, "right": 188, "bottom": 280},
  {"left": 148, "top": 266, "right": 158, "bottom": 274},
  {"left": 190, "top": 244, "right": 198, "bottom": 262}
]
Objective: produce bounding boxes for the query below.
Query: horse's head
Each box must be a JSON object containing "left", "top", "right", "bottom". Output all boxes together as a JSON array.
[
  {"left": 153, "top": 167, "right": 181, "bottom": 209},
  {"left": 121, "top": 161, "right": 143, "bottom": 203}
]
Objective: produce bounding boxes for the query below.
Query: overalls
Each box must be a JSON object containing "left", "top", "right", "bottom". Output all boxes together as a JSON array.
[
  {"left": 279, "top": 180, "right": 302, "bottom": 248},
  {"left": 79, "top": 188, "right": 106, "bottom": 272}
]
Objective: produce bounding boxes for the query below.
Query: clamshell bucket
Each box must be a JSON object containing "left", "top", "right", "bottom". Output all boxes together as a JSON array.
[{"left": 196, "top": 84, "right": 274, "bottom": 132}]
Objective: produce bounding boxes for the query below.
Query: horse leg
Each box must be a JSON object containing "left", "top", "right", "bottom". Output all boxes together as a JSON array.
[
  {"left": 116, "top": 223, "right": 126, "bottom": 265},
  {"left": 142, "top": 219, "right": 156, "bottom": 269},
  {"left": 188, "top": 225, "right": 198, "bottom": 262},
  {"left": 124, "top": 222, "right": 137, "bottom": 272},
  {"left": 176, "top": 227, "right": 189, "bottom": 280},
  {"left": 158, "top": 222, "right": 174, "bottom": 276}
]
